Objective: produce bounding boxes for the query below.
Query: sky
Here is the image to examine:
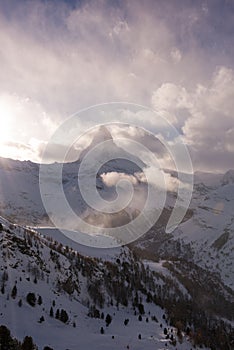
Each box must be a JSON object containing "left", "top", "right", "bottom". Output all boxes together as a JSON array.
[{"left": 0, "top": 0, "right": 234, "bottom": 172}]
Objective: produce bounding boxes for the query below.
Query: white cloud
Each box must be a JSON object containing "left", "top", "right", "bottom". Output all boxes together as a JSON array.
[
  {"left": 152, "top": 66, "right": 234, "bottom": 171},
  {"left": 101, "top": 168, "right": 184, "bottom": 194},
  {"left": 0, "top": 1, "right": 233, "bottom": 171},
  {"left": 152, "top": 83, "right": 192, "bottom": 126},
  {"left": 101, "top": 172, "right": 138, "bottom": 187}
]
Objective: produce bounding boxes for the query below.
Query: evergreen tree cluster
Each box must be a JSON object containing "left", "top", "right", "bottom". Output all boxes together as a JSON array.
[
  {"left": 55, "top": 308, "right": 69, "bottom": 324},
  {"left": 0, "top": 325, "right": 38, "bottom": 350}
]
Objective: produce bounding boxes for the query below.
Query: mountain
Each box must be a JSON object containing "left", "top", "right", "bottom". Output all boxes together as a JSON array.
[
  {"left": 0, "top": 145, "right": 234, "bottom": 348},
  {"left": 0, "top": 154, "right": 233, "bottom": 286},
  {"left": 1, "top": 155, "right": 233, "bottom": 278},
  {"left": 78, "top": 125, "right": 145, "bottom": 174},
  {"left": 0, "top": 157, "right": 43, "bottom": 224},
  {"left": 133, "top": 170, "right": 234, "bottom": 289},
  {"left": 0, "top": 126, "right": 145, "bottom": 226}
]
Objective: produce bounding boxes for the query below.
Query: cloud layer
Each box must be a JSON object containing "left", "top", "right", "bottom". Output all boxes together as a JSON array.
[{"left": 0, "top": 0, "right": 233, "bottom": 171}]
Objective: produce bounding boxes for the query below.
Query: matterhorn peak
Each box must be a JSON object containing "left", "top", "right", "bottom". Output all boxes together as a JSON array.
[
  {"left": 78, "top": 125, "right": 114, "bottom": 161},
  {"left": 90, "top": 125, "right": 113, "bottom": 146}
]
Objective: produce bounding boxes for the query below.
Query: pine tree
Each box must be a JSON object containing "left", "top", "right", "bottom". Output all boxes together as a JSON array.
[
  {"left": 50, "top": 306, "right": 54, "bottom": 317},
  {"left": 26, "top": 293, "right": 36, "bottom": 307},
  {"left": 124, "top": 319, "right": 129, "bottom": 326},
  {"left": 22, "top": 336, "right": 37, "bottom": 350},
  {"left": 37, "top": 295, "right": 42, "bottom": 305},
  {"left": 11, "top": 285, "right": 17, "bottom": 299},
  {"left": 0, "top": 325, "right": 12, "bottom": 350},
  {"left": 60, "top": 309, "right": 69, "bottom": 323},
  {"left": 55, "top": 309, "right": 60, "bottom": 319},
  {"left": 138, "top": 303, "right": 145, "bottom": 315},
  {"left": 2, "top": 271, "right": 8, "bottom": 282},
  {"left": 0, "top": 326, "right": 21, "bottom": 350},
  {"left": 39, "top": 316, "right": 45, "bottom": 323},
  {"left": 105, "top": 314, "right": 112, "bottom": 327}
]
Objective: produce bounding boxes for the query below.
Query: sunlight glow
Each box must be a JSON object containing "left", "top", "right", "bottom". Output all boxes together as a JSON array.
[{"left": 0, "top": 100, "right": 13, "bottom": 143}]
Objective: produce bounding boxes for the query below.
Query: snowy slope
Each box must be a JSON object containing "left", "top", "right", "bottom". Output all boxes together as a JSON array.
[
  {"left": 0, "top": 158, "right": 45, "bottom": 224},
  {"left": 133, "top": 170, "right": 234, "bottom": 290},
  {"left": 172, "top": 180, "right": 234, "bottom": 288},
  {"left": 0, "top": 216, "right": 199, "bottom": 350}
]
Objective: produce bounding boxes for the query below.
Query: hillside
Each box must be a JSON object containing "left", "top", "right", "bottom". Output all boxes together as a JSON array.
[
  {"left": 0, "top": 216, "right": 207, "bottom": 350},
  {"left": 1, "top": 216, "right": 233, "bottom": 349}
]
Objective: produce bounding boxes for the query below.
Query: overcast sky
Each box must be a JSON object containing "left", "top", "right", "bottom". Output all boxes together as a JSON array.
[{"left": 0, "top": 0, "right": 233, "bottom": 172}]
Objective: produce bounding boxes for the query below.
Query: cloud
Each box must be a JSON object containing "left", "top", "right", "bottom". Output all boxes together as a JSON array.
[
  {"left": 101, "top": 168, "right": 183, "bottom": 193},
  {"left": 183, "top": 67, "right": 234, "bottom": 171},
  {"left": 109, "top": 124, "right": 166, "bottom": 158},
  {"left": 0, "top": 0, "right": 233, "bottom": 171},
  {"left": 1, "top": 140, "right": 40, "bottom": 162},
  {"left": 152, "top": 83, "right": 192, "bottom": 125},
  {"left": 152, "top": 66, "right": 234, "bottom": 172},
  {"left": 101, "top": 172, "right": 139, "bottom": 187}
]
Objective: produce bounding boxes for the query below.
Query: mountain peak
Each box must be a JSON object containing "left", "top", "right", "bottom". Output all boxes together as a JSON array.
[
  {"left": 76, "top": 125, "right": 145, "bottom": 174},
  {"left": 91, "top": 125, "right": 113, "bottom": 144},
  {"left": 78, "top": 125, "right": 113, "bottom": 161}
]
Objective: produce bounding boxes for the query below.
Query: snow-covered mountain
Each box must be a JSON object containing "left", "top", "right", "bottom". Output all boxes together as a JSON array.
[
  {"left": 134, "top": 170, "right": 234, "bottom": 289},
  {"left": 0, "top": 127, "right": 233, "bottom": 349},
  {"left": 0, "top": 126, "right": 145, "bottom": 226},
  {"left": 0, "top": 152, "right": 233, "bottom": 288},
  {"left": 78, "top": 125, "right": 145, "bottom": 173}
]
